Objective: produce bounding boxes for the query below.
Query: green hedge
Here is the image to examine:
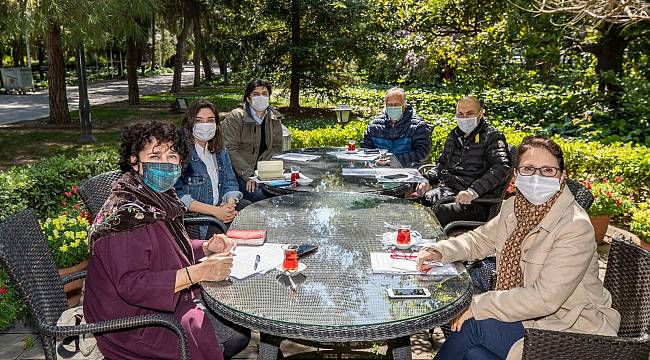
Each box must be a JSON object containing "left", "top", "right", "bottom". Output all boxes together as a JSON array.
[
  {"left": 0, "top": 150, "right": 118, "bottom": 221},
  {"left": 290, "top": 120, "right": 650, "bottom": 197}
]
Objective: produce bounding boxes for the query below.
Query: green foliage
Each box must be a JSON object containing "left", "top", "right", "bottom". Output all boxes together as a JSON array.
[
  {"left": 579, "top": 178, "right": 634, "bottom": 217},
  {"left": 630, "top": 201, "right": 650, "bottom": 244},
  {"left": 0, "top": 150, "right": 118, "bottom": 221},
  {"left": 0, "top": 270, "right": 27, "bottom": 331}
]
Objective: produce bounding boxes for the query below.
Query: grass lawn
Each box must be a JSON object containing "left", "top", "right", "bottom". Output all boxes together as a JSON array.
[{"left": 0, "top": 84, "right": 347, "bottom": 170}]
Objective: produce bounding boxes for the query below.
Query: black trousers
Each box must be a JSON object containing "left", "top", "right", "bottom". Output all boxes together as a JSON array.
[{"left": 424, "top": 185, "right": 490, "bottom": 227}]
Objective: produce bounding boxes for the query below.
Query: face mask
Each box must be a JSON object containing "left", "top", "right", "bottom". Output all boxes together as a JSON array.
[
  {"left": 456, "top": 116, "right": 478, "bottom": 134},
  {"left": 250, "top": 95, "right": 270, "bottom": 112},
  {"left": 385, "top": 106, "right": 403, "bottom": 121},
  {"left": 141, "top": 162, "right": 181, "bottom": 193},
  {"left": 515, "top": 174, "right": 561, "bottom": 205},
  {"left": 193, "top": 122, "right": 216, "bottom": 142}
]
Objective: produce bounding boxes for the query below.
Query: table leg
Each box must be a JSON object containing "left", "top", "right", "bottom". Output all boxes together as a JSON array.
[
  {"left": 388, "top": 336, "right": 412, "bottom": 360},
  {"left": 259, "top": 333, "right": 282, "bottom": 360}
]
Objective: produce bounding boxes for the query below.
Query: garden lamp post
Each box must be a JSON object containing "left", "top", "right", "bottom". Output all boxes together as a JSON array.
[
  {"left": 334, "top": 104, "right": 352, "bottom": 126},
  {"left": 155, "top": 33, "right": 162, "bottom": 67}
]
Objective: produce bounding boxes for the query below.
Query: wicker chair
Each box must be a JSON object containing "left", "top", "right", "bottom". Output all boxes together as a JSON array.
[
  {"left": 79, "top": 170, "right": 226, "bottom": 239},
  {"left": 0, "top": 209, "right": 190, "bottom": 360},
  {"left": 522, "top": 237, "right": 650, "bottom": 359}
]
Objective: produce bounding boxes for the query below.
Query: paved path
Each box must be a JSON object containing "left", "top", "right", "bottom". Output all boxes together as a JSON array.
[{"left": 0, "top": 67, "right": 195, "bottom": 125}]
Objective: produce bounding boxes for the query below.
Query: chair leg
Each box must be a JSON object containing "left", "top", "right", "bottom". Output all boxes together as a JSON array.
[
  {"left": 39, "top": 334, "right": 57, "bottom": 360},
  {"left": 388, "top": 336, "right": 412, "bottom": 360},
  {"left": 259, "top": 333, "right": 282, "bottom": 360}
]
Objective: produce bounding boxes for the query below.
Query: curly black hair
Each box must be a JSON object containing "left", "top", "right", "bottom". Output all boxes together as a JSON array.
[
  {"left": 118, "top": 120, "right": 191, "bottom": 172},
  {"left": 243, "top": 79, "right": 272, "bottom": 102}
]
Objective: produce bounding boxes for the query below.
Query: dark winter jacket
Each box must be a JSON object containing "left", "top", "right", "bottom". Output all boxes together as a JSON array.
[
  {"left": 361, "top": 104, "right": 433, "bottom": 167},
  {"left": 424, "top": 119, "right": 511, "bottom": 198}
]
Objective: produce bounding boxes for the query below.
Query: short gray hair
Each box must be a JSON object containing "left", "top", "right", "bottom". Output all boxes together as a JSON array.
[{"left": 385, "top": 87, "right": 406, "bottom": 103}]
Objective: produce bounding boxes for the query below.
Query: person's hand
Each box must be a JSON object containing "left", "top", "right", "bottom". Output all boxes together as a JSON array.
[
  {"left": 416, "top": 248, "right": 442, "bottom": 272},
  {"left": 246, "top": 178, "right": 258, "bottom": 193},
  {"left": 455, "top": 189, "right": 478, "bottom": 205},
  {"left": 204, "top": 234, "right": 236, "bottom": 255},
  {"left": 416, "top": 182, "right": 432, "bottom": 197},
  {"left": 451, "top": 306, "right": 474, "bottom": 331},
  {"left": 199, "top": 252, "right": 233, "bottom": 282},
  {"left": 211, "top": 204, "right": 238, "bottom": 223}
]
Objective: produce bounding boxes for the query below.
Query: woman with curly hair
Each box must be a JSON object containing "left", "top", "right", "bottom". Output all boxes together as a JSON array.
[
  {"left": 175, "top": 99, "right": 251, "bottom": 239},
  {"left": 83, "top": 120, "right": 250, "bottom": 360}
]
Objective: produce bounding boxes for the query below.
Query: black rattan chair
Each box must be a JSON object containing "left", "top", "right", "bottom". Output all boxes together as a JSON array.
[
  {"left": 79, "top": 170, "right": 226, "bottom": 239},
  {"left": 0, "top": 209, "right": 190, "bottom": 360},
  {"left": 522, "top": 237, "right": 650, "bottom": 359}
]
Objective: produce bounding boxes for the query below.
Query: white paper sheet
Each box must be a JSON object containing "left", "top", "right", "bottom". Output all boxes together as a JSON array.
[
  {"left": 341, "top": 168, "right": 377, "bottom": 176},
  {"left": 374, "top": 168, "right": 428, "bottom": 183},
  {"left": 272, "top": 153, "right": 321, "bottom": 162},
  {"left": 200, "top": 244, "right": 285, "bottom": 280},
  {"left": 370, "top": 253, "right": 458, "bottom": 276},
  {"left": 327, "top": 150, "right": 381, "bottom": 161}
]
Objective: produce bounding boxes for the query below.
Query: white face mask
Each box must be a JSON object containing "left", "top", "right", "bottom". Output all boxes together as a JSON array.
[
  {"left": 515, "top": 174, "right": 561, "bottom": 205},
  {"left": 456, "top": 116, "right": 478, "bottom": 134},
  {"left": 193, "top": 122, "right": 216, "bottom": 142},
  {"left": 250, "top": 95, "right": 270, "bottom": 112}
]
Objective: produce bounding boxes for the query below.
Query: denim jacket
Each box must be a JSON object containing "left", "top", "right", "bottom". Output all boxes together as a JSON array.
[{"left": 175, "top": 147, "right": 241, "bottom": 209}]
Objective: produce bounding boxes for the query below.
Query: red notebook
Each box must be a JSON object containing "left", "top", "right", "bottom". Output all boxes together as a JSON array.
[{"left": 226, "top": 230, "right": 267, "bottom": 246}]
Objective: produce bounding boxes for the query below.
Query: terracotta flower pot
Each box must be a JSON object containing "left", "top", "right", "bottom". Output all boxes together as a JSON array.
[
  {"left": 589, "top": 215, "right": 610, "bottom": 244},
  {"left": 58, "top": 260, "right": 88, "bottom": 308},
  {"left": 640, "top": 240, "right": 650, "bottom": 252}
]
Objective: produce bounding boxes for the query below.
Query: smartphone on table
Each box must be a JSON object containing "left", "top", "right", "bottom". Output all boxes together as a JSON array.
[
  {"left": 386, "top": 288, "right": 431, "bottom": 299},
  {"left": 296, "top": 244, "right": 318, "bottom": 257}
]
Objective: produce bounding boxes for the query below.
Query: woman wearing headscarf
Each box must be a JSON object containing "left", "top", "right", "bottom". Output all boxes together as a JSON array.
[
  {"left": 417, "top": 135, "right": 620, "bottom": 360},
  {"left": 83, "top": 121, "right": 250, "bottom": 360}
]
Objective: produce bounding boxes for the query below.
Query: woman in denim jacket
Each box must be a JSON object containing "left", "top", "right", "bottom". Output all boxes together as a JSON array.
[{"left": 175, "top": 100, "right": 251, "bottom": 239}]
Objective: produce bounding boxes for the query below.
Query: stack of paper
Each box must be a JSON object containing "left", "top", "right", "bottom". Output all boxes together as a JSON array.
[
  {"left": 201, "top": 244, "right": 285, "bottom": 280},
  {"left": 370, "top": 253, "right": 458, "bottom": 276},
  {"left": 327, "top": 151, "right": 381, "bottom": 161},
  {"left": 256, "top": 161, "right": 284, "bottom": 180},
  {"left": 272, "top": 153, "right": 321, "bottom": 162}
]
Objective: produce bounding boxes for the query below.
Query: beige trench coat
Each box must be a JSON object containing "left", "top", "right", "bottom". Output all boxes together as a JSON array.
[{"left": 428, "top": 187, "right": 620, "bottom": 359}]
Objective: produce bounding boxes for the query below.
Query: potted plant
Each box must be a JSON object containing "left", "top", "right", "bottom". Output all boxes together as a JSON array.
[
  {"left": 0, "top": 270, "right": 27, "bottom": 330},
  {"left": 630, "top": 201, "right": 650, "bottom": 252},
  {"left": 40, "top": 186, "right": 92, "bottom": 307},
  {"left": 581, "top": 177, "right": 634, "bottom": 244}
]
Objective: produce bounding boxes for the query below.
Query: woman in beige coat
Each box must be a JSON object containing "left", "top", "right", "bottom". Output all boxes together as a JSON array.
[{"left": 417, "top": 135, "right": 620, "bottom": 360}]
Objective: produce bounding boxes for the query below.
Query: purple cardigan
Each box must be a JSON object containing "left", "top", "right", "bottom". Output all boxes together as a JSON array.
[{"left": 83, "top": 220, "right": 224, "bottom": 360}]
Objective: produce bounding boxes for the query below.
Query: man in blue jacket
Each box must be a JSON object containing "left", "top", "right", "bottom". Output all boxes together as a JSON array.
[{"left": 361, "top": 88, "right": 433, "bottom": 167}]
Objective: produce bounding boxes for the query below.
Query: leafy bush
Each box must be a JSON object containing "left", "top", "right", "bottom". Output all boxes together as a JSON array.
[
  {"left": 630, "top": 201, "right": 650, "bottom": 244},
  {"left": 0, "top": 270, "right": 26, "bottom": 331},
  {"left": 0, "top": 150, "right": 118, "bottom": 221},
  {"left": 580, "top": 178, "right": 635, "bottom": 217},
  {"left": 289, "top": 120, "right": 650, "bottom": 198},
  {"left": 40, "top": 212, "right": 91, "bottom": 269}
]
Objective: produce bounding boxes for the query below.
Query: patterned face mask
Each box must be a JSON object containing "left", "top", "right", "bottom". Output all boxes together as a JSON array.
[{"left": 141, "top": 162, "right": 181, "bottom": 193}]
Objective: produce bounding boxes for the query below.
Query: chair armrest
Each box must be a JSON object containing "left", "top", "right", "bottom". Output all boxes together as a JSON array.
[
  {"left": 39, "top": 313, "right": 190, "bottom": 360},
  {"left": 522, "top": 328, "right": 650, "bottom": 360},
  {"left": 443, "top": 221, "right": 486, "bottom": 235},
  {"left": 184, "top": 213, "right": 227, "bottom": 234},
  {"left": 61, "top": 271, "right": 87, "bottom": 285},
  {"left": 471, "top": 197, "right": 503, "bottom": 204}
]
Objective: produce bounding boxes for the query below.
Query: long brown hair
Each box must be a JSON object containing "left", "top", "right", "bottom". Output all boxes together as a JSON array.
[
  {"left": 517, "top": 135, "right": 565, "bottom": 171},
  {"left": 182, "top": 99, "right": 224, "bottom": 153}
]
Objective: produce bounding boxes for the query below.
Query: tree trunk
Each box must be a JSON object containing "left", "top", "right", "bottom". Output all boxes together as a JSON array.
[
  {"left": 126, "top": 39, "right": 141, "bottom": 105},
  {"left": 37, "top": 43, "right": 45, "bottom": 80},
  {"left": 593, "top": 24, "right": 628, "bottom": 99},
  {"left": 118, "top": 50, "right": 124, "bottom": 77},
  {"left": 151, "top": 14, "right": 156, "bottom": 71},
  {"left": 288, "top": 0, "right": 301, "bottom": 110},
  {"left": 217, "top": 60, "right": 228, "bottom": 84},
  {"left": 171, "top": 9, "right": 192, "bottom": 93},
  {"left": 46, "top": 21, "right": 71, "bottom": 124},
  {"left": 199, "top": 13, "right": 213, "bottom": 81},
  {"left": 193, "top": 19, "right": 201, "bottom": 86}
]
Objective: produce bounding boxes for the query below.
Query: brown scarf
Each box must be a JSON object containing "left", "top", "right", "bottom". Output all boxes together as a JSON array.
[
  {"left": 88, "top": 171, "right": 194, "bottom": 264},
  {"left": 495, "top": 187, "right": 562, "bottom": 291}
]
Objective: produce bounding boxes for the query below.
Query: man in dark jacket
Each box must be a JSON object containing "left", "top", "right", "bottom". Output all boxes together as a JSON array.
[
  {"left": 361, "top": 88, "right": 432, "bottom": 167},
  {"left": 415, "top": 96, "right": 511, "bottom": 226}
]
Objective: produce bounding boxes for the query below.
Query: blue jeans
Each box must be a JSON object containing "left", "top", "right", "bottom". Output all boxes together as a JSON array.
[
  {"left": 237, "top": 176, "right": 267, "bottom": 202},
  {"left": 434, "top": 318, "right": 524, "bottom": 360}
]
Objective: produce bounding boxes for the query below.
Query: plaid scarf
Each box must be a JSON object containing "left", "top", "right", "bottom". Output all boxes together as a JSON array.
[
  {"left": 88, "top": 171, "right": 194, "bottom": 264},
  {"left": 495, "top": 186, "right": 563, "bottom": 291}
]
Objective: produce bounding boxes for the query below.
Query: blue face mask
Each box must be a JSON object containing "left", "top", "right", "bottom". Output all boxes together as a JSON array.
[
  {"left": 385, "top": 106, "right": 403, "bottom": 121},
  {"left": 141, "top": 162, "right": 181, "bottom": 193}
]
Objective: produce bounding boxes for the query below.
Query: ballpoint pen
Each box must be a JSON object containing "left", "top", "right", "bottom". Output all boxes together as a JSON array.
[{"left": 254, "top": 254, "right": 261, "bottom": 271}]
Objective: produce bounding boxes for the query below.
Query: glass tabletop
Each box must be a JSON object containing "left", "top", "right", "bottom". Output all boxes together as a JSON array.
[
  {"left": 202, "top": 192, "right": 472, "bottom": 329},
  {"left": 260, "top": 148, "right": 413, "bottom": 197}
]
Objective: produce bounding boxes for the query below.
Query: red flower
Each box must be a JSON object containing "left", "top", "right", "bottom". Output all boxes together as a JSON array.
[
  {"left": 64, "top": 191, "right": 73, "bottom": 198},
  {"left": 0, "top": 286, "right": 7, "bottom": 295},
  {"left": 71, "top": 185, "right": 79, "bottom": 194},
  {"left": 615, "top": 199, "right": 622, "bottom": 206},
  {"left": 60, "top": 200, "right": 68, "bottom": 207},
  {"left": 613, "top": 177, "right": 624, "bottom": 183},
  {"left": 606, "top": 191, "right": 612, "bottom": 197},
  {"left": 73, "top": 203, "right": 81, "bottom": 210}
]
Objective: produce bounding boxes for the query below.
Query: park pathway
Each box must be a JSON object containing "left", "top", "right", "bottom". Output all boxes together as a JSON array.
[{"left": 0, "top": 66, "right": 196, "bottom": 125}]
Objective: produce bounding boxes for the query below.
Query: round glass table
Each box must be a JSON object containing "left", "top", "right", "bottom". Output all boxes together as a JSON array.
[
  {"left": 260, "top": 148, "right": 413, "bottom": 197},
  {"left": 202, "top": 192, "right": 472, "bottom": 359}
]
